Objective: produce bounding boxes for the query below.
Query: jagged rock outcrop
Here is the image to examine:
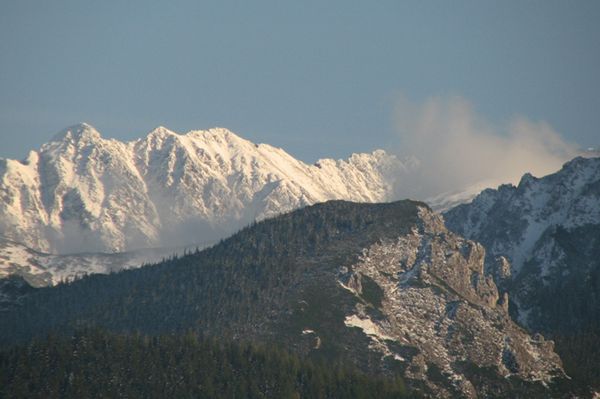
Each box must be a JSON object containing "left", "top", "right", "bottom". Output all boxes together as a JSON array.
[
  {"left": 444, "top": 157, "right": 600, "bottom": 333},
  {"left": 338, "top": 207, "right": 564, "bottom": 397}
]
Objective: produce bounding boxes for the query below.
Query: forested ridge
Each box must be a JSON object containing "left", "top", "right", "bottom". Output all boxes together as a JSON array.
[
  {"left": 0, "top": 200, "right": 422, "bottom": 399},
  {"left": 1, "top": 200, "right": 421, "bottom": 347}
]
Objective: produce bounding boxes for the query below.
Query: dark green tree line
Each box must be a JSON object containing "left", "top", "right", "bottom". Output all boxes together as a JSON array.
[{"left": 0, "top": 329, "right": 411, "bottom": 399}]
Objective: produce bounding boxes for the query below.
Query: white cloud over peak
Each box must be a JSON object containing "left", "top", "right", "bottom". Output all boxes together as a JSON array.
[{"left": 392, "top": 95, "right": 578, "bottom": 199}]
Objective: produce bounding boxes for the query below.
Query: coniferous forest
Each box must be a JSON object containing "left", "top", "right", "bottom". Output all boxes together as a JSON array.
[{"left": 0, "top": 329, "right": 411, "bottom": 399}]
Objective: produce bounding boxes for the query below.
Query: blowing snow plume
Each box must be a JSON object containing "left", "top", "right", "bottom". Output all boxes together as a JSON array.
[{"left": 392, "top": 95, "right": 579, "bottom": 200}]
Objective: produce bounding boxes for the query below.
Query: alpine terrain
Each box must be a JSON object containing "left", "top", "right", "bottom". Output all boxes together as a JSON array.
[
  {"left": 444, "top": 156, "right": 600, "bottom": 333},
  {"left": 1, "top": 200, "right": 570, "bottom": 398},
  {"left": 444, "top": 156, "right": 600, "bottom": 391},
  {"left": 0, "top": 123, "right": 415, "bottom": 286},
  {"left": 0, "top": 123, "right": 409, "bottom": 254}
]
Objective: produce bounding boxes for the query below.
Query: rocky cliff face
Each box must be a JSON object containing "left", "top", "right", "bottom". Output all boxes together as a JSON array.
[
  {"left": 0, "top": 123, "right": 409, "bottom": 254},
  {"left": 444, "top": 157, "right": 600, "bottom": 333},
  {"left": 338, "top": 207, "right": 563, "bottom": 397}
]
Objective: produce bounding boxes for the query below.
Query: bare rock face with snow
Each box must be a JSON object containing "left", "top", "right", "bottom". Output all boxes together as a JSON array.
[
  {"left": 0, "top": 123, "right": 408, "bottom": 255},
  {"left": 444, "top": 157, "right": 600, "bottom": 332},
  {"left": 338, "top": 207, "right": 564, "bottom": 397}
]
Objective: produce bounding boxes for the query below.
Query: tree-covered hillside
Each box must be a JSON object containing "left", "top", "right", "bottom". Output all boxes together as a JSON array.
[
  {"left": 0, "top": 329, "right": 411, "bottom": 399},
  {"left": 2, "top": 201, "right": 421, "bottom": 366}
]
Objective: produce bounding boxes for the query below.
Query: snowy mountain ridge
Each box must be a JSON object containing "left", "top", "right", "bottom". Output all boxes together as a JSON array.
[
  {"left": 445, "top": 157, "right": 600, "bottom": 275},
  {"left": 0, "top": 123, "right": 411, "bottom": 254},
  {"left": 444, "top": 156, "right": 600, "bottom": 331}
]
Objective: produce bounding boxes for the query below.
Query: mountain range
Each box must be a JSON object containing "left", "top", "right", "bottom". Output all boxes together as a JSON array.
[
  {"left": 2, "top": 124, "right": 600, "bottom": 397},
  {"left": 0, "top": 123, "right": 411, "bottom": 255}
]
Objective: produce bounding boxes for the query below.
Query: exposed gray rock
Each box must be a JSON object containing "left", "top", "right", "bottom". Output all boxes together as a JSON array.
[{"left": 339, "top": 207, "right": 564, "bottom": 397}]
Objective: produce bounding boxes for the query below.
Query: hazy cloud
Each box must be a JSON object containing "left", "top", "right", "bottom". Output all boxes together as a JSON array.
[{"left": 392, "top": 95, "right": 579, "bottom": 199}]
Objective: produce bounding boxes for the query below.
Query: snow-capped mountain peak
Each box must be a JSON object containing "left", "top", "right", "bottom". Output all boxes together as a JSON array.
[
  {"left": 0, "top": 124, "right": 411, "bottom": 254},
  {"left": 50, "top": 122, "right": 102, "bottom": 144}
]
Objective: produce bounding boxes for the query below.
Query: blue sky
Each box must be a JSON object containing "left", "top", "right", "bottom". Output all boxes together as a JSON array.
[{"left": 1, "top": 0, "right": 599, "bottom": 162}]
